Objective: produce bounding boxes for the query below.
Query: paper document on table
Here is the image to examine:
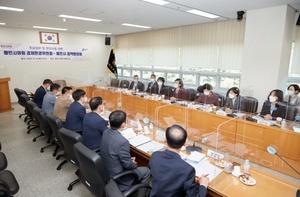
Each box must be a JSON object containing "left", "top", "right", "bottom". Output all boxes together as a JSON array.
[
  {"left": 186, "top": 151, "right": 206, "bottom": 163},
  {"left": 187, "top": 160, "right": 222, "bottom": 181},
  {"left": 128, "top": 135, "right": 152, "bottom": 147},
  {"left": 121, "top": 128, "right": 136, "bottom": 140},
  {"left": 137, "top": 141, "right": 165, "bottom": 153}
]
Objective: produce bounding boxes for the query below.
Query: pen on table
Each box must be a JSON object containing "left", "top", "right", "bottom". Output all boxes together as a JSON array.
[{"left": 204, "top": 174, "right": 209, "bottom": 177}]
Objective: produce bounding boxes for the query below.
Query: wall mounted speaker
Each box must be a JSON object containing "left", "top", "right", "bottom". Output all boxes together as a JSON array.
[{"left": 105, "top": 37, "right": 111, "bottom": 45}]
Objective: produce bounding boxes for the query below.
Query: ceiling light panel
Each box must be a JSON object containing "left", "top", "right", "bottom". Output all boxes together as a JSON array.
[
  {"left": 187, "top": 9, "right": 219, "bottom": 19},
  {"left": 0, "top": 23, "right": 6, "bottom": 25},
  {"left": 142, "top": 0, "right": 169, "bottom": 6},
  {"left": 86, "top": 31, "right": 112, "bottom": 35},
  {"left": 122, "top": 23, "right": 151, "bottom": 29},
  {"left": 33, "top": 26, "right": 67, "bottom": 31},
  {"left": 59, "top": 15, "right": 101, "bottom": 22},
  {"left": 0, "top": 6, "right": 24, "bottom": 12}
]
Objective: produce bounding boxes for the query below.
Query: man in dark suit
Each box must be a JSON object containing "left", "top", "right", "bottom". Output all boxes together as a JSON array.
[
  {"left": 64, "top": 89, "right": 87, "bottom": 131},
  {"left": 128, "top": 75, "right": 145, "bottom": 92},
  {"left": 82, "top": 97, "right": 108, "bottom": 150},
  {"left": 100, "top": 110, "right": 150, "bottom": 195},
  {"left": 34, "top": 79, "right": 52, "bottom": 108},
  {"left": 149, "top": 124, "right": 209, "bottom": 197},
  {"left": 146, "top": 74, "right": 158, "bottom": 94}
]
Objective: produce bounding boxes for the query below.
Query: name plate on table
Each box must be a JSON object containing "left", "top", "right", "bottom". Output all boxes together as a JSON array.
[{"left": 207, "top": 149, "right": 224, "bottom": 159}]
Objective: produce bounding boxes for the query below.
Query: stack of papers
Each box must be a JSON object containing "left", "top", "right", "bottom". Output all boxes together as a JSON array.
[
  {"left": 187, "top": 159, "right": 223, "bottom": 181},
  {"left": 128, "top": 135, "right": 152, "bottom": 147},
  {"left": 186, "top": 151, "right": 206, "bottom": 163},
  {"left": 137, "top": 141, "right": 165, "bottom": 153},
  {"left": 121, "top": 128, "right": 136, "bottom": 140}
]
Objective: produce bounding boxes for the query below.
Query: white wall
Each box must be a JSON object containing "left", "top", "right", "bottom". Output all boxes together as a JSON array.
[{"left": 0, "top": 27, "right": 114, "bottom": 102}]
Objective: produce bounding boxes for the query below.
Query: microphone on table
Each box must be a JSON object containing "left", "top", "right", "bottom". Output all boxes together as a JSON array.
[
  {"left": 186, "top": 141, "right": 202, "bottom": 153},
  {"left": 92, "top": 80, "right": 102, "bottom": 87},
  {"left": 267, "top": 146, "right": 300, "bottom": 197}
]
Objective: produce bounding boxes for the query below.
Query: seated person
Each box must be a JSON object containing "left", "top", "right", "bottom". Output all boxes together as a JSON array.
[
  {"left": 149, "top": 124, "right": 209, "bottom": 197},
  {"left": 82, "top": 97, "right": 108, "bottom": 150},
  {"left": 53, "top": 86, "right": 73, "bottom": 122},
  {"left": 225, "top": 87, "right": 244, "bottom": 113},
  {"left": 284, "top": 84, "right": 300, "bottom": 121},
  {"left": 157, "top": 77, "right": 166, "bottom": 95},
  {"left": 41, "top": 83, "right": 60, "bottom": 114},
  {"left": 169, "top": 78, "right": 187, "bottom": 101},
  {"left": 146, "top": 74, "right": 158, "bottom": 94},
  {"left": 34, "top": 79, "right": 52, "bottom": 108},
  {"left": 261, "top": 89, "right": 286, "bottom": 120},
  {"left": 100, "top": 110, "right": 150, "bottom": 194},
  {"left": 64, "top": 89, "right": 87, "bottom": 131},
  {"left": 128, "top": 75, "right": 144, "bottom": 91},
  {"left": 194, "top": 83, "right": 219, "bottom": 106}
]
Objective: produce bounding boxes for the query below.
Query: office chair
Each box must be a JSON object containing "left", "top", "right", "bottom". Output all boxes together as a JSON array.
[
  {"left": 14, "top": 88, "right": 27, "bottom": 119},
  {"left": 20, "top": 94, "right": 37, "bottom": 128},
  {"left": 215, "top": 92, "right": 225, "bottom": 107},
  {"left": 58, "top": 128, "right": 83, "bottom": 190},
  {"left": 185, "top": 88, "right": 197, "bottom": 101},
  {"left": 0, "top": 152, "right": 7, "bottom": 170},
  {"left": 32, "top": 107, "right": 54, "bottom": 153},
  {"left": 119, "top": 80, "right": 130, "bottom": 89},
  {"left": 73, "top": 142, "right": 141, "bottom": 197},
  {"left": 110, "top": 78, "right": 120, "bottom": 87},
  {"left": 46, "top": 114, "right": 64, "bottom": 157},
  {"left": 162, "top": 86, "right": 174, "bottom": 99},
  {"left": 240, "top": 96, "right": 259, "bottom": 113},
  {"left": 0, "top": 170, "right": 19, "bottom": 196},
  {"left": 280, "top": 102, "right": 297, "bottom": 121},
  {"left": 26, "top": 100, "right": 39, "bottom": 134}
]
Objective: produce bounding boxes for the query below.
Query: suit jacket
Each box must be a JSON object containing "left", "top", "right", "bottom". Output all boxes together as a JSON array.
[
  {"left": 82, "top": 112, "right": 108, "bottom": 150},
  {"left": 146, "top": 81, "right": 158, "bottom": 94},
  {"left": 34, "top": 85, "right": 47, "bottom": 108},
  {"left": 64, "top": 101, "right": 86, "bottom": 131},
  {"left": 149, "top": 150, "right": 207, "bottom": 197},
  {"left": 195, "top": 92, "right": 219, "bottom": 106},
  {"left": 100, "top": 128, "right": 139, "bottom": 191},
  {"left": 225, "top": 95, "right": 244, "bottom": 111},
  {"left": 157, "top": 85, "right": 167, "bottom": 95},
  {"left": 53, "top": 96, "right": 72, "bottom": 121},
  {"left": 260, "top": 100, "right": 286, "bottom": 120},
  {"left": 169, "top": 88, "right": 187, "bottom": 101},
  {"left": 42, "top": 92, "right": 56, "bottom": 114},
  {"left": 128, "top": 81, "right": 145, "bottom": 91}
]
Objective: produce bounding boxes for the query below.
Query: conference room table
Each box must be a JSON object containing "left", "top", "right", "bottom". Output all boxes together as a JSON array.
[{"left": 75, "top": 86, "right": 300, "bottom": 197}]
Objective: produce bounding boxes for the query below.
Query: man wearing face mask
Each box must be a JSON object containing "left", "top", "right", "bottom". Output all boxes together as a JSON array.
[
  {"left": 34, "top": 79, "right": 53, "bottom": 108},
  {"left": 283, "top": 84, "right": 300, "bottom": 121},
  {"left": 82, "top": 97, "right": 108, "bottom": 150},
  {"left": 65, "top": 89, "right": 88, "bottom": 132},
  {"left": 128, "top": 75, "right": 145, "bottom": 92},
  {"left": 42, "top": 83, "right": 61, "bottom": 114},
  {"left": 260, "top": 89, "right": 286, "bottom": 120},
  {"left": 194, "top": 83, "right": 219, "bottom": 106},
  {"left": 146, "top": 74, "right": 158, "bottom": 94},
  {"left": 53, "top": 86, "right": 73, "bottom": 122}
]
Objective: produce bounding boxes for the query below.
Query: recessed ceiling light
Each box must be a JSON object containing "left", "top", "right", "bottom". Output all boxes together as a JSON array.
[
  {"left": 59, "top": 15, "right": 101, "bottom": 22},
  {"left": 187, "top": 9, "right": 219, "bottom": 19},
  {"left": 0, "top": 6, "right": 24, "bottom": 12},
  {"left": 122, "top": 23, "right": 151, "bottom": 29},
  {"left": 0, "top": 23, "right": 6, "bottom": 25},
  {"left": 142, "top": 0, "right": 169, "bottom": 5},
  {"left": 33, "top": 26, "right": 67, "bottom": 31},
  {"left": 86, "top": 31, "right": 112, "bottom": 35}
]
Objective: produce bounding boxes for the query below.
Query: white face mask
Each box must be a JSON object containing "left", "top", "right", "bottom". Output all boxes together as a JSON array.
[
  {"left": 204, "top": 91, "right": 210, "bottom": 96},
  {"left": 134, "top": 79, "right": 138, "bottom": 83},
  {"left": 150, "top": 78, "right": 155, "bottom": 82},
  {"left": 55, "top": 92, "right": 60, "bottom": 96},
  {"left": 47, "top": 86, "right": 50, "bottom": 91},
  {"left": 228, "top": 93, "right": 235, "bottom": 99},
  {"left": 174, "top": 84, "right": 179, "bottom": 88},
  {"left": 102, "top": 106, "right": 105, "bottom": 111},
  {"left": 157, "top": 82, "right": 163, "bottom": 86},
  {"left": 269, "top": 96, "right": 276, "bottom": 103},
  {"left": 84, "top": 96, "right": 88, "bottom": 103},
  {"left": 287, "top": 90, "right": 294, "bottom": 96}
]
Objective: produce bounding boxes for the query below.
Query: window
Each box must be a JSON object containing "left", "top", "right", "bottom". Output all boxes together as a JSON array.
[
  {"left": 220, "top": 77, "right": 240, "bottom": 89},
  {"left": 182, "top": 74, "right": 196, "bottom": 85},
  {"left": 166, "top": 73, "right": 180, "bottom": 83},
  {"left": 199, "top": 76, "right": 216, "bottom": 87}
]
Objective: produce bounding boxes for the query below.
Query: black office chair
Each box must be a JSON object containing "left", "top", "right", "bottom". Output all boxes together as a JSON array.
[
  {"left": 185, "top": 88, "right": 197, "bottom": 101},
  {"left": 110, "top": 78, "right": 120, "bottom": 87},
  {"left": 73, "top": 142, "right": 141, "bottom": 197},
  {"left": 0, "top": 152, "right": 7, "bottom": 171},
  {"left": 26, "top": 100, "right": 39, "bottom": 134},
  {"left": 119, "top": 80, "right": 130, "bottom": 89},
  {"left": 280, "top": 102, "right": 297, "bottom": 121},
  {"left": 240, "top": 96, "right": 259, "bottom": 113},
  {"left": 19, "top": 93, "right": 33, "bottom": 124},
  {"left": 162, "top": 86, "right": 174, "bottom": 99},
  {"left": 215, "top": 92, "right": 225, "bottom": 107},
  {"left": 46, "top": 114, "right": 64, "bottom": 157},
  {"left": 58, "top": 128, "right": 83, "bottom": 190},
  {"left": 0, "top": 170, "right": 19, "bottom": 197},
  {"left": 13, "top": 88, "right": 27, "bottom": 119}
]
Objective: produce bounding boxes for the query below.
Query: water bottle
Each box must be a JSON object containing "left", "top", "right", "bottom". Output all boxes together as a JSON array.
[
  {"left": 281, "top": 119, "right": 287, "bottom": 129},
  {"left": 243, "top": 159, "right": 250, "bottom": 174}
]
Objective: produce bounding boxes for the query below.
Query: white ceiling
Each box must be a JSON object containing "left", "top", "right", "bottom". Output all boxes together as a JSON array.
[{"left": 0, "top": 0, "right": 299, "bottom": 35}]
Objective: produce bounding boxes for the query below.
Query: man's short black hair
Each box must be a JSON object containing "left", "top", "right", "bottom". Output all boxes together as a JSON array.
[
  {"left": 43, "top": 79, "right": 53, "bottom": 85},
  {"left": 50, "top": 83, "right": 60, "bottom": 92},
  {"left": 109, "top": 110, "right": 126, "bottom": 129},
  {"left": 89, "top": 97, "right": 103, "bottom": 111},
  {"left": 72, "top": 89, "right": 86, "bottom": 101},
  {"left": 61, "top": 86, "right": 72, "bottom": 95},
  {"left": 166, "top": 124, "right": 187, "bottom": 149},
  {"left": 157, "top": 77, "right": 165, "bottom": 83}
]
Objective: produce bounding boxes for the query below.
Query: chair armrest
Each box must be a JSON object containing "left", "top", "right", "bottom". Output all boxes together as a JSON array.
[
  {"left": 111, "top": 170, "right": 139, "bottom": 182},
  {"left": 74, "top": 130, "right": 82, "bottom": 135},
  {"left": 123, "top": 183, "right": 151, "bottom": 197}
]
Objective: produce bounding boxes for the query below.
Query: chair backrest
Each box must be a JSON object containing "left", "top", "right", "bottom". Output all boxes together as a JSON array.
[
  {"left": 215, "top": 92, "right": 225, "bottom": 107},
  {"left": 14, "top": 88, "right": 24, "bottom": 107},
  {"left": 46, "top": 114, "right": 64, "bottom": 148},
  {"left": 20, "top": 94, "right": 32, "bottom": 118},
  {"left": 119, "top": 80, "right": 130, "bottom": 89},
  {"left": 162, "top": 86, "right": 174, "bottom": 98},
  {"left": 240, "top": 96, "right": 259, "bottom": 113},
  {"left": 53, "top": 80, "right": 66, "bottom": 88},
  {"left": 280, "top": 102, "right": 298, "bottom": 121},
  {"left": 58, "top": 128, "right": 82, "bottom": 167},
  {"left": 73, "top": 142, "right": 109, "bottom": 197},
  {"left": 110, "top": 78, "right": 120, "bottom": 87},
  {"left": 26, "top": 100, "right": 38, "bottom": 123},
  {"left": 185, "top": 88, "right": 197, "bottom": 101},
  {"left": 32, "top": 107, "right": 52, "bottom": 138}
]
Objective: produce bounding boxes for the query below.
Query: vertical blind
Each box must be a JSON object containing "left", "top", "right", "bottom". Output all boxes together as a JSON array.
[
  {"left": 290, "top": 26, "right": 300, "bottom": 74},
  {"left": 115, "top": 19, "right": 246, "bottom": 70}
]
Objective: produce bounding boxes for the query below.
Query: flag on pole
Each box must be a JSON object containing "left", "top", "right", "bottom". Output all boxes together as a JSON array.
[{"left": 107, "top": 49, "right": 118, "bottom": 78}]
